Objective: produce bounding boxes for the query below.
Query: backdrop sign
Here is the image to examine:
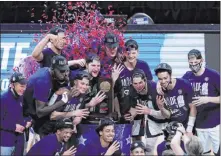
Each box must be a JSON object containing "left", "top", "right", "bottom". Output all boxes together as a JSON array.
[{"left": 1, "top": 32, "right": 206, "bottom": 91}]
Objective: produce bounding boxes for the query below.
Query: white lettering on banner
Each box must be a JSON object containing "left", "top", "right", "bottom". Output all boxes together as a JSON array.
[
  {"left": 14, "top": 43, "right": 30, "bottom": 67},
  {"left": 1, "top": 43, "right": 15, "bottom": 70},
  {"left": 1, "top": 79, "right": 9, "bottom": 91}
]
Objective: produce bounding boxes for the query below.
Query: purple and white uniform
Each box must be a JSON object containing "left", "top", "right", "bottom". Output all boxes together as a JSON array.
[
  {"left": 182, "top": 68, "right": 220, "bottom": 153},
  {"left": 163, "top": 78, "right": 194, "bottom": 127},
  {"left": 26, "top": 134, "right": 65, "bottom": 156},
  {"left": 182, "top": 68, "right": 220, "bottom": 129}
]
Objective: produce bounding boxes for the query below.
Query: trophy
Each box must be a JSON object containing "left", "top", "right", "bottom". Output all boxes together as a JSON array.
[
  {"left": 86, "top": 78, "right": 118, "bottom": 124},
  {"left": 97, "top": 78, "right": 113, "bottom": 115}
]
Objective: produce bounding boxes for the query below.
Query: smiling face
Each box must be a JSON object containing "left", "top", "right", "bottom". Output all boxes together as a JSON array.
[
  {"left": 99, "top": 125, "right": 115, "bottom": 143},
  {"left": 12, "top": 82, "right": 27, "bottom": 96},
  {"left": 87, "top": 60, "right": 101, "bottom": 77},
  {"left": 126, "top": 48, "right": 138, "bottom": 63},
  {"left": 74, "top": 77, "right": 90, "bottom": 94},
  {"left": 57, "top": 128, "right": 73, "bottom": 142},
  {"left": 157, "top": 71, "right": 171, "bottom": 89},
  {"left": 132, "top": 77, "right": 146, "bottom": 93}
]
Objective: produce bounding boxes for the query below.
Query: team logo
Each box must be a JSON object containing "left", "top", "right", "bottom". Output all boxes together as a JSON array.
[
  {"left": 100, "top": 81, "right": 111, "bottom": 92},
  {"left": 178, "top": 89, "right": 182, "bottom": 94},
  {"left": 205, "top": 77, "right": 209, "bottom": 81}
]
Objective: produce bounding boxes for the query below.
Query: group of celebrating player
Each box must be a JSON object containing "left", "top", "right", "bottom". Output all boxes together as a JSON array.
[{"left": 1, "top": 26, "right": 220, "bottom": 156}]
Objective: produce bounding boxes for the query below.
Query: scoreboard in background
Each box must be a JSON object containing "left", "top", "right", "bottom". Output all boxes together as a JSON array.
[{"left": 0, "top": 33, "right": 206, "bottom": 90}]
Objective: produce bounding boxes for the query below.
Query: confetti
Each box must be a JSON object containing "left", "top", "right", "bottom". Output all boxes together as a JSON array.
[{"left": 32, "top": 1, "right": 126, "bottom": 76}]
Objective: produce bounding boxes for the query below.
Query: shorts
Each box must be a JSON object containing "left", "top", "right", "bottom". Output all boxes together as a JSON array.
[
  {"left": 196, "top": 125, "right": 220, "bottom": 153},
  {"left": 0, "top": 146, "right": 15, "bottom": 156},
  {"left": 132, "top": 119, "right": 145, "bottom": 137},
  {"left": 146, "top": 118, "right": 166, "bottom": 138}
]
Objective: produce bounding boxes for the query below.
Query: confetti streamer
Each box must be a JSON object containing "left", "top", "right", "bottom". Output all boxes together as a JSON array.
[{"left": 32, "top": 1, "right": 127, "bottom": 77}]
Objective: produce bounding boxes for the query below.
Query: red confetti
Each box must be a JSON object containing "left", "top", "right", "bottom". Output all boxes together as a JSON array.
[{"left": 32, "top": 1, "right": 126, "bottom": 73}]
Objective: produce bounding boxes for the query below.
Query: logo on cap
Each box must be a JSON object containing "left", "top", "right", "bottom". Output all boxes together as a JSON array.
[
  {"left": 18, "top": 75, "right": 25, "bottom": 79},
  {"left": 58, "top": 60, "right": 66, "bottom": 65},
  {"left": 107, "top": 38, "right": 115, "bottom": 43}
]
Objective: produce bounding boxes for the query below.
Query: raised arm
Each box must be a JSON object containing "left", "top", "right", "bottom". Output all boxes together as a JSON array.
[
  {"left": 50, "top": 109, "right": 89, "bottom": 120},
  {"left": 32, "top": 34, "right": 56, "bottom": 61},
  {"left": 35, "top": 100, "right": 66, "bottom": 118}
]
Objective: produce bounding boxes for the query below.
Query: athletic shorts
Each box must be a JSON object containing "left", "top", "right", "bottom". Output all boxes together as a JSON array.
[
  {"left": 146, "top": 118, "right": 167, "bottom": 138},
  {"left": 196, "top": 125, "right": 220, "bottom": 153}
]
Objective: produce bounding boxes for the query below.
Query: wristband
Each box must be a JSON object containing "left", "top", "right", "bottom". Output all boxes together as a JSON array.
[
  {"left": 48, "top": 93, "right": 58, "bottom": 106},
  {"left": 186, "top": 116, "right": 196, "bottom": 133},
  {"left": 61, "top": 92, "right": 68, "bottom": 103}
]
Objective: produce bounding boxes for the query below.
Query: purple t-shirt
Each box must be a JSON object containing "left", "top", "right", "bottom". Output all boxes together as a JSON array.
[
  {"left": 182, "top": 68, "right": 220, "bottom": 128},
  {"left": 64, "top": 96, "right": 82, "bottom": 112},
  {"left": 163, "top": 78, "right": 193, "bottom": 127},
  {"left": 89, "top": 141, "right": 122, "bottom": 156},
  {"left": 39, "top": 48, "right": 65, "bottom": 68},
  {"left": 26, "top": 67, "right": 52, "bottom": 103},
  {"left": 114, "top": 59, "right": 153, "bottom": 115},
  {"left": 23, "top": 67, "right": 53, "bottom": 133},
  {"left": 26, "top": 134, "right": 64, "bottom": 156}
]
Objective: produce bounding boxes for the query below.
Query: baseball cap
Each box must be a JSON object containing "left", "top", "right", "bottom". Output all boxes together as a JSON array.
[
  {"left": 132, "top": 69, "right": 146, "bottom": 80},
  {"left": 104, "top": 32, "right": 119, "bottom": 48},
  {"left": 188, "top": 49, "right": 202, "bottom": 59},
  {"left": 74, "top": 71, "right": 90, "bottom": 80},
  {"left": 154, "top": 63, "right": 172, "bottom": 74},
  {"left": 10, "top": 72, "right": 27, "bottom": 85},
  {"left": 96, "top": 117, "right": 115, "bottom": 135},
  {"left": 131, "top": 141, "right": 147, "bottom": 151},
  {"left": 51, "top": 55, "right": 69, "bottom": 71},
  {"left": 125, "top": 39, "right": 138, "bottom": 50}
]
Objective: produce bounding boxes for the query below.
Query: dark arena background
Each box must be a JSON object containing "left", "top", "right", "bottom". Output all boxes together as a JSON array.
[{"left": 0, "top": 1, "right": 220, "bottom": 156}]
